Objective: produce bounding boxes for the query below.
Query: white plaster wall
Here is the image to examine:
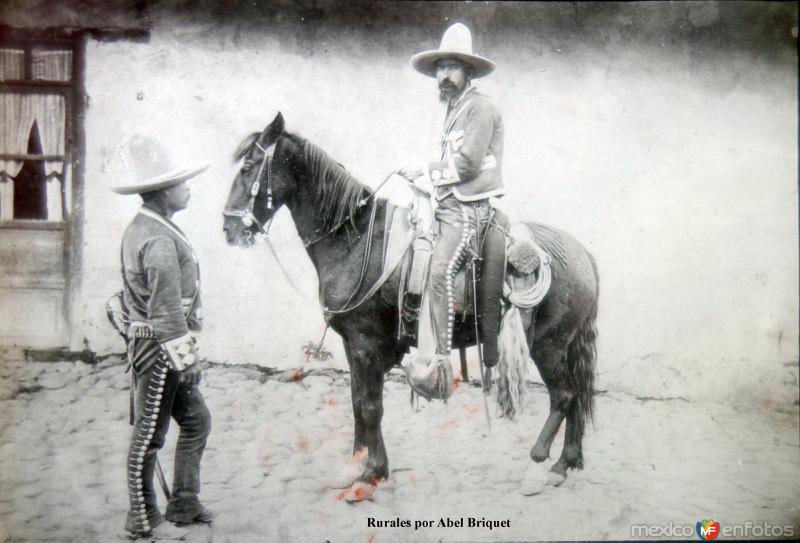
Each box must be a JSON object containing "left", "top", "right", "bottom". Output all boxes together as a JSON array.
[{"left": 79, "top": 15, "right": 797, "bottom": 405}]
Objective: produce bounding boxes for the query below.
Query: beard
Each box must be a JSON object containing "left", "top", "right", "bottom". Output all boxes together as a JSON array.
[{"left": 438, "top": 79, "right": 466, "bottom": 104}]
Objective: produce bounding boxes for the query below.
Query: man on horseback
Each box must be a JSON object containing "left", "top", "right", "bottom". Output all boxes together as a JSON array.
[{"left": 399, "top": 22, "right": 505, "bottom": 400}]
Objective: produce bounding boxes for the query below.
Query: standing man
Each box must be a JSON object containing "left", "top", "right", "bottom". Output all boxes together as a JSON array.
[
  {"left": 113, "top": 136, "right": 213, "bottom": 540},
  {"left": 401, "top": 23, "right": 505, "bottom": 400}
]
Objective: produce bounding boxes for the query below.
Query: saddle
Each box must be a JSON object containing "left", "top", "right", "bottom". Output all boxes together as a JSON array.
[{"left": 382, "top": 186, "right": 551, "bottom": 364}]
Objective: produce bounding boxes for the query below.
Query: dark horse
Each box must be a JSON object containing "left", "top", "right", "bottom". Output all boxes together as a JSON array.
[{"left": 223, "top": 113, "right": 599, "bottom": 497}]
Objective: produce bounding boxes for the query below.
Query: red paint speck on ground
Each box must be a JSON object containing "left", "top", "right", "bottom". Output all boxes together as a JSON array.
[
  {"left": 297, "top": 436, "right": 310, "bottom": 450},
  {"left": 368, "top": 533, "right": 376, "bottom": 543},
  {"left": 335, "top": 489, "right": 349, "bottom": 501},
  {"left": 291, "top": 370, "right": 304, "bottom": 382},
  {"left": 327, "top": 398, "right": 337, "bottom": 406},
  {"left": 334, "top": 482, "right": 375, "bottom": 502},
  {"left": 439, "top": 417, "right": 458, "bottom": 431}
]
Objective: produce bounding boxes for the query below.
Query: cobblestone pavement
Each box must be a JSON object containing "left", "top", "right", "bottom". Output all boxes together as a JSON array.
[{"left": 0, "top": 356, "right": 798, "bottom": 542}]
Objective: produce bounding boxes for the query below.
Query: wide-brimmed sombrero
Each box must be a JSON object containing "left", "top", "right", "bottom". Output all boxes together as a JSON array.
[
  {"left": 410, "top": 23, "right": 495, "bottom": 79},
  {"left": 111, "top": 135, "right": 209, "bottom": 195}
]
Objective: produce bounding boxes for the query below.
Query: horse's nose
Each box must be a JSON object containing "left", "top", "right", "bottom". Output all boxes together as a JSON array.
[{"left": 223, "top": 225, "right": 234, "bottom": 244}]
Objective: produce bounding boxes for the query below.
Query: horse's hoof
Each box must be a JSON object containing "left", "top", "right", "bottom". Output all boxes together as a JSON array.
[
  {"left": 331, "top": 449, "right": 368, "bottom": 489},
  {"left": 520, "top": 460, "right": 550, "bottom": 496},
  {"left": 337, "top": 481, "right": 376, "bottom": 503},
  {"left": 547, "top": 471, "right": 566, "bottom": 487},
  {"left": 331, "top": 462, "right": 363, "bottom": 489}
]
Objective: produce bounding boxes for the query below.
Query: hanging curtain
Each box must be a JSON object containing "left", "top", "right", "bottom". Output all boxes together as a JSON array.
[
  {"left": 0, "top": 94, "right": 66, "bottom": 220},
  {"left": 31, "top": 50, "right": 69, "bottom": 179},
  {"left": 32, "top": 95, "right": 66, "bottom": 179},
  {"left": 0, "top": 179, "right": 12, "bottom": 220},
  {"left": 0, "top": 93, "right": 34, "bottom": 181},
  {"left": 46, "top": 178, "right": 62, "bottom": 221},
  {"left": 0, "top": 94, "right": 65, "bottom": 177},
  {"left": 0, "top": 49, "right": 24, "bottom": 81},
  {"left": 32, "top": 49, "right": 72, "bottom": 82}
]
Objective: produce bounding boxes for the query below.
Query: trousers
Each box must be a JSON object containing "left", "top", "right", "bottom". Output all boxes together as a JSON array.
[
  {"left": 125, "top": 337, "right": 211, "bottom": 534},
  {"left": 429, "top": 195, "right": 493, "bottom": 355}
]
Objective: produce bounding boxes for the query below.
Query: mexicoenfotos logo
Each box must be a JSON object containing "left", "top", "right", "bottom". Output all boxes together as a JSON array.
[
  {"left": 696, "top": 519, "right": 720, "bottom": 540},
  {"left": 632, "top": 520, "right": 794, "bottom": 539}
]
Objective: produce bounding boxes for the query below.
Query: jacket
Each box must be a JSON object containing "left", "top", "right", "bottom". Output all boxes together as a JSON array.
[
  {"left": 427, "top": 86, "right": 505, "bottom": 202},
  {"left": 120, "top": 206, "right": 202, "bottom": 344}
]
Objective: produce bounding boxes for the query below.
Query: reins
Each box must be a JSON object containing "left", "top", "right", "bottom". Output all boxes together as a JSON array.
[
  {"left": 310, "top": 169, "right": 406, "bottom": 316},
  {"left": 301, "top": 169, "right": 396, "bottom": 248}
]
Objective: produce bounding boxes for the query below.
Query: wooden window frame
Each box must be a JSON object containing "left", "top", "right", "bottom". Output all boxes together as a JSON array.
[
  {"left": 0, "top": 27, "right": 86, "bottom": 349},
  {"left": 1, "top": 37, "right": 75, "bottom": 226}
]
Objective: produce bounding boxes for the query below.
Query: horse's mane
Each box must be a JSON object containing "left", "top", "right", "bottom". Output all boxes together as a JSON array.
[
  {"left": 233, "top": 131, "right": 372, "bottom": 236},
  {"left": 233, "top": 132, "right": 261, "bottom": 163},
  {"left": 289, "top": 134, "right": 373, "bottom": 234}
]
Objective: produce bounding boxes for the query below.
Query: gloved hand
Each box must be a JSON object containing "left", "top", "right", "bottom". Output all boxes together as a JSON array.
[
  {"left": 397, "top": 163, "right": 432, "bottom": 195},
  {"left": 162, "top": 334, "right": 201, "bottom": 375},
  {"left": 180, "top": 357, "right": 204, "bottom": 385},
  {"left": 397, "top": 165, "right": 424, "bottom": 181}
]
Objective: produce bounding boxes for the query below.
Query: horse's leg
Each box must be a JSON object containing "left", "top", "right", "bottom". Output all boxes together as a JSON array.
[
  {"left": 345, "top": 338, "right": 367, "bottom": 454},
  {"left": 333, "top": 340, "right": 389, "bottom": 497},
  {"left": 352, "top": 360, "right": 388, "bottom": 484},
  {"left": 520, "top": 342, "right": 571, "bottom": 495},
  {"left": 550, "top": 312, "right": 596, "bottom": 485},
  {"left": 549, "top": 413, "right": 582, "bottom": 486},
  {"left": 342, "top": 333, "right": 401, "bottom": 491},
  {"left": 331, "top": 336, "right": 369, "bottom": 489},
  {"left": 529, "top": 344, "right": 572, "bottom": 463}
]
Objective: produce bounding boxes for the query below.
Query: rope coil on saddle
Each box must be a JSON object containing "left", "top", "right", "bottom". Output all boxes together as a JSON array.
[{"left": 503, "top": 244, "right": 552, "bottom": 309}]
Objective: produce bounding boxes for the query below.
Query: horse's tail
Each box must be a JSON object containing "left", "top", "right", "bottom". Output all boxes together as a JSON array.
[
  {"left": 566, "top": 252, "right": 599, "bottom": 465},
  {"left": 496, "top": 305, "right": 531, "bottom": 418}
]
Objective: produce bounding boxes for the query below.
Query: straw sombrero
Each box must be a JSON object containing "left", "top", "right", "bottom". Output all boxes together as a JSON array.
[
  {"left": 111, "top": 135, "right": 209, "bottom": 195},
  {"left": 410, "top": 23, "right": 495, "bottom": 79}
]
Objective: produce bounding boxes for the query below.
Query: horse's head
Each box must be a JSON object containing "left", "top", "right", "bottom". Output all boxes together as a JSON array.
[
  {"left": 224, "top": 112, "right": 373, "bottom": 249},
  {"left": 223, "top": 112, "right": 295, "bottom": 246}
]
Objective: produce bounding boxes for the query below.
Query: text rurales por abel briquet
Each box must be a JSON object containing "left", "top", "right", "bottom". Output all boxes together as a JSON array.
[{"left": 367, "top": 517, "right": 510, "bottom": 530}]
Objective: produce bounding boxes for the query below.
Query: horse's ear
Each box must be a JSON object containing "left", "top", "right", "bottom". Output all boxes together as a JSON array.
[{"left": 264, "top": 112, "right": 285, "bottom": 141}]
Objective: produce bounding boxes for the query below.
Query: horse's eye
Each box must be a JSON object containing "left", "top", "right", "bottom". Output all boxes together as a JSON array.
[{"left": 242, "top": 160, "right": 253, "bottom": 172}]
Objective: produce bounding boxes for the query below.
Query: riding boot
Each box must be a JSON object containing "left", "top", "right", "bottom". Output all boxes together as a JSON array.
[{"left": 478, "top": 223, "right": 505, "bottom": 367}]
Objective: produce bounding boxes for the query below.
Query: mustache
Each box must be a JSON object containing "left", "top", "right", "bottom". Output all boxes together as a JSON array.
[{"left": 439, "top": 79, "right": 455, "bottom": 90}]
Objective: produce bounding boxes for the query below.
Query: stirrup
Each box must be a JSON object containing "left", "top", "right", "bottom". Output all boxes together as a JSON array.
[{"left": 405, "top": 355, "right": 454, "bottom": 403}]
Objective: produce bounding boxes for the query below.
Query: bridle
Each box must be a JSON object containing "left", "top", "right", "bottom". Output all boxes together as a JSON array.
[
  {"left": 223, "top": 132, "right": 406, "bottom": 315},
  {"left": 223, "top": 139, "right": 276, "bottom": 235},
  {"left": 224, "top": 134, "right": 396, "bottom": 250}
]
